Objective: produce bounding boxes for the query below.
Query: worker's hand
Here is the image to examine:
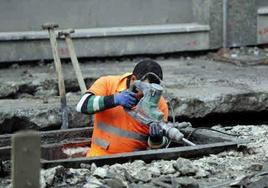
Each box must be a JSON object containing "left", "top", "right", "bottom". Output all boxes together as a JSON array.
[
  {"left": 149, "top": 123, "right": 164, "bottom": 143},
  {"left": 148, "top": 123, "right": 168, "bottom": 149},
  {"left": 114, "top": 90, "right": 138, "bottom": 109}
]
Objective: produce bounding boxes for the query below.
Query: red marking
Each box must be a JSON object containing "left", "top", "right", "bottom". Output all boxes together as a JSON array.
[
  {"left": 258, "top": 26, "right": 268, "bottom": 35},
  {"left": 63, "top": 141, "right": 90, "bottom": 148},
  {"left": 186, "top": 40, "right": 200, "bottom": 47}
]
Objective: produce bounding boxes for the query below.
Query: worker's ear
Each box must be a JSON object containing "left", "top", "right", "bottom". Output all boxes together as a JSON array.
[{"left": 130, "top": 75, "right": 137, "bottom": 81}]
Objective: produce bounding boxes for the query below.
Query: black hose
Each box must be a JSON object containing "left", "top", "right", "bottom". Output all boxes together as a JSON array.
[
  {"left": 186, "top": 127, "right": 240, "bottom": 140},
  {"left": 167, "top": 101, "right": 240, "bottom": 139}
]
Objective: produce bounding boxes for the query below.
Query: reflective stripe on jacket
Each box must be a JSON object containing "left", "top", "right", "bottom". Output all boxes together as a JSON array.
[{"left": 87, "top": 73, "right": 168, "bottom": 157}]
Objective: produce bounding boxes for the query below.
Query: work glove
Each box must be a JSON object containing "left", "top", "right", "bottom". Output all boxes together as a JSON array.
[
  {"left": 148, "top": 123, "right": 168, "bottom": 149},
  {"left": 114, "top": 90, "right": 138, "bottom": 109},
  {"left": 149, "top": 123, "right": 164, "bottom": 143}
]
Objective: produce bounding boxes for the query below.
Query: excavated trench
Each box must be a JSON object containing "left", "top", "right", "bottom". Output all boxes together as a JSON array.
[
  {"left": 2, "top": 77, "right": 268, "bottom": 131},
  {"left": 1, "top": 74, "right": 268, "bottom": 134},
  {"left": 177, "top": 110, "right": 268, "bottom": 127},
  {"left": 0, "top": 117, "right": 40, "bottom": 134},
  {"left": 1, "top": 99, "right": 268, "bottom": 134}
]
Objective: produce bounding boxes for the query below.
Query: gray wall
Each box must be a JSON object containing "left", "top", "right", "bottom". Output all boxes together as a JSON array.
[
  {"left": 257, "top": 0, "right": 268, "bottom": 7},
  {"left": 193, "top": 0, "right": 223, "bottom": 49},
  {"left": 0, "top": 0, "right": 193, "bottom": 32},
  {"left": 226, "top": 0, "right": 257, "bottom": 47},
  {"left": 0, "top": 0, "right": 267, "bottom": 62}
]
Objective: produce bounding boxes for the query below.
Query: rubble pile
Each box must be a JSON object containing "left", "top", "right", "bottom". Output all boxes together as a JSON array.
[
  {"left": 38, "top": 124, "right": 268, "bottom": 187},
  {"left": 1, "top": 124, "right": 267, "bottom": 187},
  {"left": 41, "top": 124, "right": 268, "bottom": 187}
]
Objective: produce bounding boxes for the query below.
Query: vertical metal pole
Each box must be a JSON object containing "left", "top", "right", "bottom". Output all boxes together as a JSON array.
[
  {"left": 223, "top": 0, "right": 228, "bottom": 48},
  {"left": 12, "top": 131, "right": 41, "bottom": 188}
]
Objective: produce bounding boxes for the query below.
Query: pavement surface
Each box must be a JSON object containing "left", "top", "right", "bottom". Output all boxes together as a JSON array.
[{"left": 1, "top": 54, "right": 268, "bottom": 131}]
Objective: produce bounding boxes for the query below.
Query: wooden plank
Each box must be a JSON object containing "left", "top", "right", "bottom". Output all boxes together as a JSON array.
[
  {"left": 0, "top": 127, "right": 92, "bottom": 147},
  {"left": 0, "top": 126, "right": 244, "bottom": 161},
  {"left": 42, "top": 141, "right": 240, "bottom": 169},
  {"left": 0, "top": 139, "right": 91, "bottom": 160},
  {"left": 0, "top": 126, "right": 236, "bottom": 147},
  {"left": 41, "top": 140, "right": 90, "bottom": 160},
  {"left": 40, "top": 127, "right": 92, "bottom": 144}
]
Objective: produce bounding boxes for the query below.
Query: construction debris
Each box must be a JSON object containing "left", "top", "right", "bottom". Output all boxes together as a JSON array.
[
  {"left": 211, "top": 47, "right": 268, "bottom": 66},
  {"left": 0, "top": 124, "right": 267, "bottom": 187},
  {"left": 1, "top": 55, "right": 268, "bottom": 187}
]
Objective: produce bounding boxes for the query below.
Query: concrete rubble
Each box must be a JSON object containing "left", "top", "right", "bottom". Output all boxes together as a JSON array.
[
  {"left": 1, "top": 124, "right": 267, "bottom": 187},
  {"left": 0, "top": 95, "right": 91, "bottom": 132},
  {"left": 40, "top": 124, "right": 268, "bottom": 187}
]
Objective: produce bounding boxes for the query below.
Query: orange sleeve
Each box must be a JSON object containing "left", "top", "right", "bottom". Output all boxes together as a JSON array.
[
  {"left": 87, "top": 76, "right": 110, "bottom": 96},
  {"left": 159, "top": 96, "right": 169, "bottom": 121}
]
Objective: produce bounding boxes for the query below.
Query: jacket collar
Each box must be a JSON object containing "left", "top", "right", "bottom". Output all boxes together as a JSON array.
[{"left": 116, "top": 72, "right": 132, "bottom": 92}]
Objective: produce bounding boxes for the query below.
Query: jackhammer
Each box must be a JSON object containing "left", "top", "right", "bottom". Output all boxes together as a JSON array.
[{"left": 127, "top": 80, "right": 196, "bottom": 146}]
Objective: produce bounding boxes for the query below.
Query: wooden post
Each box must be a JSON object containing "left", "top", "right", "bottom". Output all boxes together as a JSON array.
[{"left": 12, "top": 131, "right": 40, "bottom": 188}]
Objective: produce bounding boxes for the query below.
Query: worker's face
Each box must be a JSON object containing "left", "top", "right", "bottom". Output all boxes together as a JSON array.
[
  {"left": 130, "top": 75, "right": 149, "bottom": 100},
  {"left": 130, "top": 75, "right": 149, "bottom": 85}
]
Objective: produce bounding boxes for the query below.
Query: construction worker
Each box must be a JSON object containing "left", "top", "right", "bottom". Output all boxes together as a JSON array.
[{"left": 76, "top": 59, "right": 169, "bottom": 157}]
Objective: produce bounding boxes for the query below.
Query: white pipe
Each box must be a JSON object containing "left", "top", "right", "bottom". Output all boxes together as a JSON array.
[
  {"left": 223, "top": 0, "right": 228, "bottom": 48},
  {"left": 182, "top": 138, "right": 196, "bottom": 146}
]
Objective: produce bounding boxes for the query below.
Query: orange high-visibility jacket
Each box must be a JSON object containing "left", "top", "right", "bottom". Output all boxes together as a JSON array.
[{"left": 87, "top": 73, "right": 168, "bottom": 157}]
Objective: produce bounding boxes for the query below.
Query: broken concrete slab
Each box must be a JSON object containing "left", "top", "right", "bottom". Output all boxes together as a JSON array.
[
  {"left": 161, "top": 57, "right": 268, "bottom": 118},
  {"left": 0, "top": 95, "right": 91, "bottom": 133},
  {"left": 1, "top": 55, "right": 268, "bottom": 129},
  {"left": 0, "top": 63, "right": 89, "bottom": 99}
]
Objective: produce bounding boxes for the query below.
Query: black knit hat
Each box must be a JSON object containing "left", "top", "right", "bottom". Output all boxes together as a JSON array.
[{"left": 132, "top": 59, "right": 163, "bottom": 84}]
